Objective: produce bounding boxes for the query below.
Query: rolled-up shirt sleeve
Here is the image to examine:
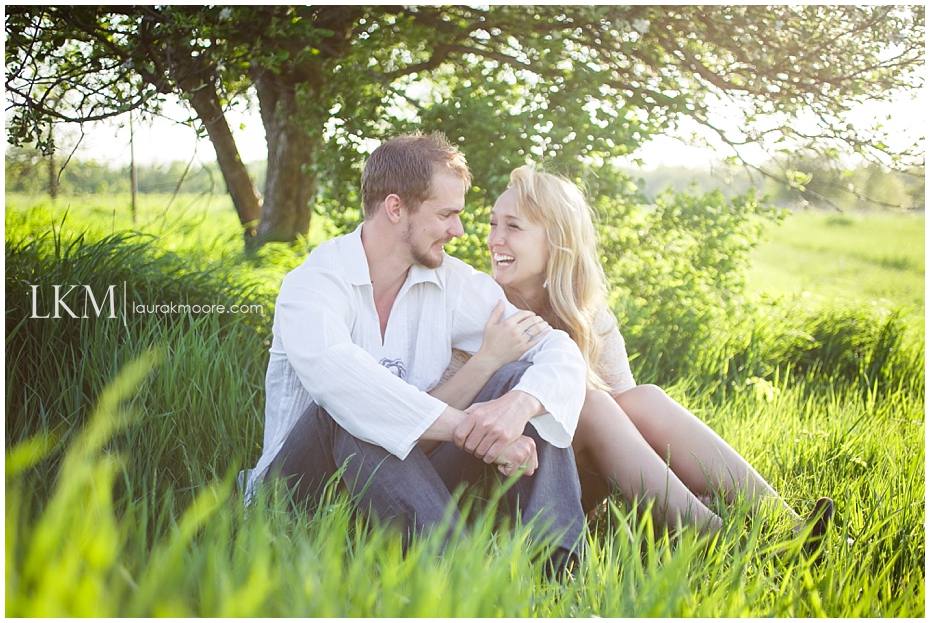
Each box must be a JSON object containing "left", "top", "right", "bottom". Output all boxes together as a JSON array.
[
  {"left": 276, "top": 268, "right": 447, "bottom": 459},
  {"left": 513, "top": 328, "right": 588, "bottom": 446},
  {"left": 447, "top": 267, "right": 587, "bottom": 447}
]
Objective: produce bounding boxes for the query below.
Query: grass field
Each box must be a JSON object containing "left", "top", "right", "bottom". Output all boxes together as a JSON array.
[
  {"left": 5, "top": 193, "right": 925, "bottom": 616},
  {"left": 7, "top": 193, "right": 923, "bottom": 309},
  {"left": 748, "top": 209, "right": 925, "bottom": 312}
]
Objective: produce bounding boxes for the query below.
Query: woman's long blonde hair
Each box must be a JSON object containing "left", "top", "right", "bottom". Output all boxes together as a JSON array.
[{"left": 507, "top": 164, "right": 610, "bottom": 390}]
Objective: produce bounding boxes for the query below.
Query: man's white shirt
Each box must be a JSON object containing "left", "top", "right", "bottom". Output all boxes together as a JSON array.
[{"left": 246, "top": 224, "right": 587, "bottom": 497}]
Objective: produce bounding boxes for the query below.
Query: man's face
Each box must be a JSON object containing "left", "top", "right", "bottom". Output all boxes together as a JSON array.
[{"left": 402, "top": 172, "right": 466, "bottom": 269}]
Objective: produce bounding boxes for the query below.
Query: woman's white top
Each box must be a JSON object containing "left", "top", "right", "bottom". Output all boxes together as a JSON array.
[{"left": 592, "top": 304, "right": 636, "bottom": 395}]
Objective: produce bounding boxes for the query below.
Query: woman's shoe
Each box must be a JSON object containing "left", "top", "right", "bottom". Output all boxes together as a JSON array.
[{"left": 803, "top": 496, "right": 834, "bottom": 555}]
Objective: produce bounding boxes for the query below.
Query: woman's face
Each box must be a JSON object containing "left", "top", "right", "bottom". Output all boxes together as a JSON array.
[{"left": 487, "top": 189, "right": 550, "bottom": 295}]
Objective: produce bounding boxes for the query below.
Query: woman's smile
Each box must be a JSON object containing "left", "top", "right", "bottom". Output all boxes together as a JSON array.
[{"left": 493, "top": 253, "right": 516, "bottom": 269}]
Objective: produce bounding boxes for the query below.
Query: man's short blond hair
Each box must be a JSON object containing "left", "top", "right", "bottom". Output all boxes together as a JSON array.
[{"left": 361, "top": 132, "right": 472, "bottom": 219}]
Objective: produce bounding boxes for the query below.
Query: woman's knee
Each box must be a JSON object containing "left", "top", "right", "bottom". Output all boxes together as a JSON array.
[
  {"left": 617, "top": 384, "right": 672, "bottom": 417},
  {"left": 617, "top": 384, "right": 693, "bottom": 439},
  {"left": 629, "top": 384, "right": 669, "bottom": 403},
  {"left": 578, "top": 390, "right": 612, "bottom": 430},
  {"left": 584, "top": 388, "right": 620, "bottom": 415}
]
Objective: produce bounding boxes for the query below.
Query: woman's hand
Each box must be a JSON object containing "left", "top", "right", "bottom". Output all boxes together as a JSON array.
[
  {"left": 494, "top": 435, "right": 538, "bottom": 477},
  {"left": 474, "top": 301, "right": 550, "bottom": 370}
]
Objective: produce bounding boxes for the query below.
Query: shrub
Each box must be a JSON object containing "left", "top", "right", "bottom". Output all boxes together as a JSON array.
[
  {"left": 759, "top": 297, "right": 924, "bottom": 390},
  {"left": 597, "top": 186, "right": 784, "bottom": 384},
  {"left": 642, "top": 291, "right": 926, "bottom": 400}
]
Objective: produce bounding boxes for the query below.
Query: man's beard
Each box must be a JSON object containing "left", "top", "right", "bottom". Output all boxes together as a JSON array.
[{"left": 404, "top": 223, "right": 444, "bottom": 269}]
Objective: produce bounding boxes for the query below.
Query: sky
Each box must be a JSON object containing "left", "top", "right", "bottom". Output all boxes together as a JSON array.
[
  {"left": 60, "top": 102, "right": 724, "bottom": 171},
  {"left": 48, "top": 87, "right": 925, "bottom": 173}
]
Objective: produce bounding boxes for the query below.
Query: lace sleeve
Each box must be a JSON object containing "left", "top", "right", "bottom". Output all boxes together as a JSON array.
[
  {"left": 437, "top": 348, "right": 471, "bottom": 388},
  {"left": 594, "top": 305, "right": 636, "bottom": 396}
]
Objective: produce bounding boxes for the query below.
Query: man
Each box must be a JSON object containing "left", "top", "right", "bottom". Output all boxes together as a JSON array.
[{"left": 245, "top": 133, "right": 587, "bottom": 573}]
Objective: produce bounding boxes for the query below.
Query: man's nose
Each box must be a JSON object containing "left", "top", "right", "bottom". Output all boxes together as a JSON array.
[{"left": 450, "top": 214, "right": 464, "bottom": 238}]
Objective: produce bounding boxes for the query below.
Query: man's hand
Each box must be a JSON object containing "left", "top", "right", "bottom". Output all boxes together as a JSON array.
[
  {"left": 494, "top": 435, "right": 538, "bottom": 477},
  {"left": 453, "top": 390, "right": 544, "bottom": 464}
]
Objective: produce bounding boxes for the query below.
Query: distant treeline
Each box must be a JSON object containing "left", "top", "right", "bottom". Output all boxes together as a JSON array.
[
  {"left": 5, "top": 146, "right": 923, "bottom": 211},
  {"left": 4, "top": 147, "right": 268, "bottom": 197},
  {"left": 630, "top": 163, "right": 924, "bottom": 211}
]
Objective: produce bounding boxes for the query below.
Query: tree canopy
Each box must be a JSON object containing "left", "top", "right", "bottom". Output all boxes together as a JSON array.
[{"left": 6, "top": 5, "right": 924, "bottom": 248}]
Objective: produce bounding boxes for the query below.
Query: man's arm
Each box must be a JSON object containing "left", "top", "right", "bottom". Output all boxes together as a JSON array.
[
  {"left": 507, "top": 328, "right": 588, "bottom": 445},
  {"left": 454, "top": 390, "right": 544, "bottom": 462},
  {"left": 276, "top": 267, "right": 447, "bottom": 459},
  {"left": 446, "top": 265, "right": 588, "bottom": 449}
]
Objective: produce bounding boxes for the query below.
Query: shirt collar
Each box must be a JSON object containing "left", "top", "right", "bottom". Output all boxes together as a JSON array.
[
  {"left": 342, "top": 223, "right": 443, "bottom": 290},
  {"left": 408, "top": 261, "right": 443, "bottom": 290},
  {"left": 342, "top": 224, "right": 372, "bottom": 286}
]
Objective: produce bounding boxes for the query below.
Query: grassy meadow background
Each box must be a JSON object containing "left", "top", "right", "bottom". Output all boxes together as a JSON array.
[{"left": 5, "top": 190, "right": 925, "bottom": 616}]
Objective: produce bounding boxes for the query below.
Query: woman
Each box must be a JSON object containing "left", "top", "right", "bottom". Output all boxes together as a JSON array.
[{"left": 437, "top": 164, "right": 832, "bottom": 538}]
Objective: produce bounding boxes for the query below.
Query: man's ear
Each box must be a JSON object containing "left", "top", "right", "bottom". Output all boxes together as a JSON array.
[{"left": 383, "top": 193, "right": 404, "bottom": 224}]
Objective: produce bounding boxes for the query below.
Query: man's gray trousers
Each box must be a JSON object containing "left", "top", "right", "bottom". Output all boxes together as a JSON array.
[{"left": 264, "top": 362, "right": 585, "bottom": 557}]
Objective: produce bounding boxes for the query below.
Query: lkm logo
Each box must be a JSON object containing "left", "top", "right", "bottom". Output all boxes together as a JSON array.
[{"left": 28, "top": 284, "right": 122, "bottom": 319}]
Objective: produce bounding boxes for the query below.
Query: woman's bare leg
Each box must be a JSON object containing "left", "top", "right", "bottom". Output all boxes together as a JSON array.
[
  {"left": 614, "top": 384, "right": 801, "bottom": 523},
  {"left": 573, "top": 390, "right": 723, "bottom": 534}
]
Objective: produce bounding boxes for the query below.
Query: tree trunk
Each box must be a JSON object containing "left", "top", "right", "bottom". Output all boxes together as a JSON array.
[
  {"left": 167, "top": 43, "right": 263, "bottom": 247},
  {"left": 185, "top": 86, "right": 263, "bottom": 244},
  {"left": 251, "top": 71, "right": 317, "bottom": 250},
  {"left": 130, "top": 112, "right": 138, "bottom": 223}
]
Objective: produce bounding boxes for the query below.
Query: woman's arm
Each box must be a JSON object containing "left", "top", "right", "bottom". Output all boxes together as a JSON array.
[{"left": 430, "top": 301, "right": 550, "bottom": 409}]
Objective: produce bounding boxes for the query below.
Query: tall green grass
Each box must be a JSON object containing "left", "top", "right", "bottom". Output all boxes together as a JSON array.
[
  {"left": 7, "top": 360, "right": 923, "bottom": 616},
  {"left": 5, "top": 196, "right": 925, "bottom": 616}
]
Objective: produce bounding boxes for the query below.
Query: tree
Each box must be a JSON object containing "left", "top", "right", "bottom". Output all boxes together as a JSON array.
[
  {"left": 6, "top": 6, "right": 924, "bottom": 250},
  {"left": 5, "top": 7, "right": 263, "bottom": 239}
]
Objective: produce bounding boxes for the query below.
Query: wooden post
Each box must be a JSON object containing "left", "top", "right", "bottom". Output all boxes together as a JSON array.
[
  {"left": 130, "top": 112, "right": 138, "bottom": 224},
  {"left": 48, "top": 127, "right": 58, "bottom": 201}
]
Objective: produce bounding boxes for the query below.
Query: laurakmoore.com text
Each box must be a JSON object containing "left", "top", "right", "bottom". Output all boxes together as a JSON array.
[
  {"left": 28, "top": 283, "right": 265, "bottom": 320},
  {"left": 132, "top": 302, "right": 265, "bottom": 316}
]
